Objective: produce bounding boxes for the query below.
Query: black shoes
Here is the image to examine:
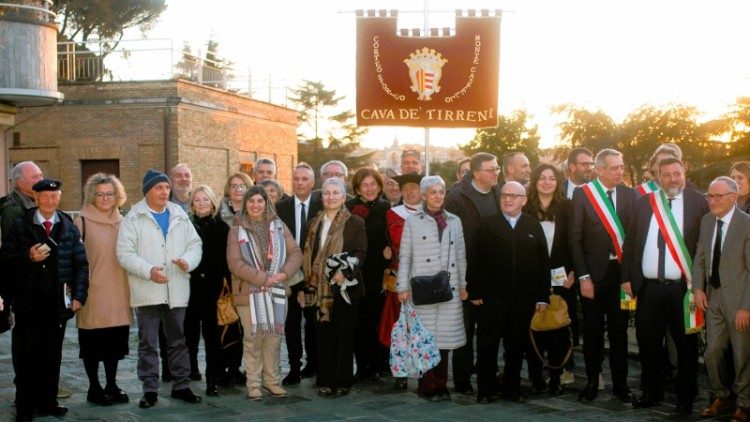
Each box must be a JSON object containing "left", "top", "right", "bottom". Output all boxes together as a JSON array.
[
  {"left": 335, "top": 388, "right": 350, "bottom": 397},
  {"left": 501, "top": 390, "right": 527, "bottom": 403},
  {"left": 394, "top": 378, "right": 408, "bottom": 390},
  {"left": 578, "top": 381, "right": 598, "bottom": 403},
  {"left": 282, "top": 369, "right": 301, "bottom": 386},
  {"left": 37, "top": 404, "right": 68, "bottom": 417},
  {"left": 317, "top": 387, "right": 333, "bottom": 397},
  {"left": 530, "top": 381, "right": 548, "bottom": 395},
  {"left": 105, "top": 386, "right": 130, "bottom": 404},
  {"left": 476, "top": 394, "right": 494, "bottom": 404},
  {"left": 171, "top": 388, "right": 202, "bottom": 403},
  {"left": 139, "top": 392, "right": 158, "bottom": 409},
  {"left": 190, "top": 371, "right": 202, "bottom": 381},
  {"left": 206, "top": 380, "right": 219, "bottom": 397},
  {"left": 454, "top": 382, "right": 475, "bottom": 394},
  {"left": 548, "top": 377, "right": 563, "bottom": 396},
  {"left": 613, "top": 386, "right": 633, "bottom": 402},
  {"left": 632, "top": 392, "right": 664, "bottom": 408},
  {"left": 87, "top": 387, "right": 114, "bottom": 406},
  {"left": 227, "top": 368, "right": 246, "bottom": 385},
  {"left": 675, "top": 401, "right": 693, "bottom": 415}
]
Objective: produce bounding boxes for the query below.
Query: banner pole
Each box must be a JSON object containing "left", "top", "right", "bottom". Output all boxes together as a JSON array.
[{"left": 423, "top": 0, "right": 430, "bottom": 176}]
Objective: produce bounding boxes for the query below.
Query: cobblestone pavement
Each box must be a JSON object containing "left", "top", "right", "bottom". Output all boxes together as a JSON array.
[{"left": 0, "top": 325, "right": 733, "bottom": 421}]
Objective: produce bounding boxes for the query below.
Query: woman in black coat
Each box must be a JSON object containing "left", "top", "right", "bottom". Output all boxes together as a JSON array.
[
  {"left": 185, "top": 185, "right": 231, "bottom": 396},
  {"left": 346, "top": 167, "right": 391, "bottom": 381},
  {"left": 523, "top": 163, "right": 577, "bottom": 395}
]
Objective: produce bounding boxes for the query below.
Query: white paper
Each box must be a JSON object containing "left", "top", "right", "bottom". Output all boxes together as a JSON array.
[{"left": 551, "top": 267, "right": 567, "bottom": 287}]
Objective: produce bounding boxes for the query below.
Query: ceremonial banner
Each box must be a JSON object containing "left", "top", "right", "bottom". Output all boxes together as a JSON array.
[{"left": 356, "top": 10, "right": 500, "bottom": 128}]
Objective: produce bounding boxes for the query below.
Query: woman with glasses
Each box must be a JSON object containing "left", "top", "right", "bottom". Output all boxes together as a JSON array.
[
  {"left": 184, "top": 185, "right": 231, "bottom": 396},
  {"left": 218, "top": 172, "right": 253, "bottom": 385},
  {"left": 74, "top": 173, "right": 131, "bottom": 406},
  {"left": 523, "top": 163, "right": 576, "bottom": 395},
  {"left": 346, "top": 167, "right": 392, "bottom": 381},
  {"left": 299, "top": 178, "right": 367, "bottom": 398},
  {"left": 397, "top": 176, "right": 467, "bottom": 402}
]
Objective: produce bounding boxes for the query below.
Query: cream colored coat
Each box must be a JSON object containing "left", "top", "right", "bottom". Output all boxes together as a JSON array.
[
  {"left": 397, "top": 207, "right": 467, "bottom": 349},
  {"left": 74, "top": 204, "right": 132, "bottom": 329}
]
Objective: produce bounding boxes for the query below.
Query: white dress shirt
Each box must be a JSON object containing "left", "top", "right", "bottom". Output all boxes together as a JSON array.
[
  {"left": 710, "top": 206, "right": 735, "bottom": 271},
  {"left": 294, "top": 195, "right": 311, "bottom": 245},
  {"left": 642, "top": 192, "right": 684, "bottom": 280},
  {"left": 566, "top": 179, "right": 584, "bottom": 200}
]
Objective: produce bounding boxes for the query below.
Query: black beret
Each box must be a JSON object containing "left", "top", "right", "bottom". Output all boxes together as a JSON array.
[
  {"left": 392, "top": 173, "right": 422, "bottom": 189},
  {"left": 32, "top": 179, "right": 62, "bottom": 192}
]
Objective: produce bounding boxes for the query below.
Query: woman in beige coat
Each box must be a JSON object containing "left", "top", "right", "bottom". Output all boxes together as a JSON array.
[
  {"left": 227, "top": 185, "right": 302, "bottom": 400},
  {"left": 397, "top": 176, "right": 467, "bottom": 402},
  {"left": 74, "top": 173, "right": 132, "bottom": 406}
]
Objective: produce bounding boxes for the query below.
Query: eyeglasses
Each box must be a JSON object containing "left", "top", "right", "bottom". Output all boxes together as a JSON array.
[
  {"left": 230, "top": 184, "right": 247, "bottom": 191},
  {"left": 94, "top": 192, "right": 116, "bottom": 198},
  {"left": 705, "top": 192, "right": 734, "bottom": 200},
  {"left": 478, "top": 167, "right": 502, "bottom": 174},
  {"left": 575, "top": 162, "right": 595, "bottom": 167},
  {"left": 323, "top": 172, "right": 345, "bottom": 178},
  {"left": 500, "top": 193, "right": 526, "bottom": 200}
]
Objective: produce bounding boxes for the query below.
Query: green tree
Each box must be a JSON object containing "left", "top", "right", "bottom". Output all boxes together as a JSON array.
[
  {"left": 290, "top": 81, "right": 371, "bottom": 178},
  {"left": 553, "top": 105, "right": 618, "bottom": 157},
  {"left": 728, "top": 96, "right": 750, "bottom": 157},
  {"left": 427, "top": 160, "right": 460, "bottom": 186},
  {"left": 461, "top": 109, "right": 541, "bottom": 166},
  {"left": 54, "top": 0, "right": 166, "bottom": 54}
]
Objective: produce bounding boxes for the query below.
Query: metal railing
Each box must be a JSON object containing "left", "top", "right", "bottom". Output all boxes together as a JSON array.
[
  {"left": 56, "top": 38, "right": 291, "bottom": 106},
  {"left": 0, "top": 0, "right": 56, "bottom": 23}
]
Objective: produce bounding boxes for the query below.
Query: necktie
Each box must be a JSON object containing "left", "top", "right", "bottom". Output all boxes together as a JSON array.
[
  {"left": 657, "top": 198, "right": 673, "bottom": 281},
  {"left": 710, "top": 219, "right": 723, "bottom": 289},
  {"left": 43, "top": 220, "right": 52, "bottom": 237},
  {"left": 606, "top": 189, "right": 615, "bottom": 208},
  {"left": 299, "top": 203, "right": 307, "bottom": 245}
]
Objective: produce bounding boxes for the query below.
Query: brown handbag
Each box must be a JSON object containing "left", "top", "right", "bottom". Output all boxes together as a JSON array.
[
  {"left": 217, "top": 278, "right": 239, "bottom": 326},
  {"left": 382, "top": 269, "right": 397, "bottom": 293},
  {"left": 529, "top": 293, "right": 573, "bottom": 369}
]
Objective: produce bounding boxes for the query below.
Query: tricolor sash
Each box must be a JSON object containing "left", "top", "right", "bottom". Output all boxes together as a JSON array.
[
  {"left": 647, "top": 190, "right": 703, "bottom": 333},
  {"left": 581, "top": 180, "right": 635, "bottom": 310},
  {"left": 636, "top": 180, "right": 659, "bottom": 196}
]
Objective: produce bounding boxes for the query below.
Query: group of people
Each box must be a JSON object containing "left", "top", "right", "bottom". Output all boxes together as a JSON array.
[{"left": 0, "top": 142, "right": 748, "bottom": 422}]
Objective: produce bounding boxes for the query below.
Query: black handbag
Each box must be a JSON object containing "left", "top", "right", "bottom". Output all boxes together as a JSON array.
[{"left": 409, "top": 231, "right": 453, "bottom": 306}]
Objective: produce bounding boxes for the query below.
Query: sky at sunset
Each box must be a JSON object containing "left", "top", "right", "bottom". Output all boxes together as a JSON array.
[{"left": 133, "top": 0, "right": 750, "bottom": 150}]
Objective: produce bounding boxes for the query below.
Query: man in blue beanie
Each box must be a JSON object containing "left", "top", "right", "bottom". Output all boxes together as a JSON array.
[{"left": 116, "top": 169, "right": 203, "bottom": 408}]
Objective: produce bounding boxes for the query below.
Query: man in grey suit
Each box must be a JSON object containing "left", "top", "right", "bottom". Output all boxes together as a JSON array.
[{"left": 693, "top": 176, "right": 750, "bottom": 422}]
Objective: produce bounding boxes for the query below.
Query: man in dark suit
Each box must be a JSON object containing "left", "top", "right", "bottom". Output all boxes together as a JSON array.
[
  {"left": 622, "top": 157, "right": 708, "bottom": 414},
  {"left": 276, "top": 162, "right": 322, "bottom": 385},
  {"left": 562, "top": 147, "right": 594, "bottom": 200},
  {"left": 468, "top": 181, "right": 550, "bottom": 404},
  {"left": 569, "top": 148, "right": 637, "bottom": 403},
  {"left": 693, "top": 176, "right": 750, "bottom": 421}
]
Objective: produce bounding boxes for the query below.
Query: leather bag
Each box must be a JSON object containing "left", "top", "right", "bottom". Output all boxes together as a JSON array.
[
  {"left": 410, "top": 271, "right": 452, "bottom": 305},
  {"left": 217, "top": 278, "right": 239, "bottom": 326}
]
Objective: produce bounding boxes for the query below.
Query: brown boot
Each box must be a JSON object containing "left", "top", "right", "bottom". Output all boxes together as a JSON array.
[
  {"left": 732, "top": 406, "right": 748, "bottom": 422},
  {"left": 702, "top": 397, "right": 732, "bottom": 417}
]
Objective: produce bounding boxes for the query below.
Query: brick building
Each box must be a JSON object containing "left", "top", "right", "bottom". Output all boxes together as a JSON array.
[{"left": 9, "top": 79, "right": 298, "bottom": 210}]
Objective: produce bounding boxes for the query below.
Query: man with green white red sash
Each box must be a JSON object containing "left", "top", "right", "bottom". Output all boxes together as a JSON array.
[
  {"left": 622, "top": 157, "right": 709, "bottom": 415},
  {"left": 570, "top": 148, "right": 638, "bottom": 403}
]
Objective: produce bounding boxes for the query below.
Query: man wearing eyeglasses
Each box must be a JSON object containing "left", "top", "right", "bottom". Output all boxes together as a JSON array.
[
  {"left": 313, "top": 160, "right": 354, "bottom": 200},
  {"left": 445, "top": 152, "right": 502, "bottom": 395},
  {"left": 621, "top": 157, "right": 708, "bottom": 414},
  {"left": 468, "top": 181, "right": 550, "bottom": 403},
  {"left": 570, "top": 148, "right": 637, "bottom": 403},
  {"left": 563, "top": 148, "right": 594, "bottom": 200},
  {"left": 692, "top": 176, "right": 750, "bottom": 422}
]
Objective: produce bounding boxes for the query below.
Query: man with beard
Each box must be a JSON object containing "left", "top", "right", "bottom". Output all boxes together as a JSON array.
[
  {"left": 622, "top": 157, "right": 708, "bottom": 414},
  {"left": 563, "top": 148, "right": 594, "bottom": 200},
  {"left": 169, "top": 164, "right": 193, "bottom": 212}
]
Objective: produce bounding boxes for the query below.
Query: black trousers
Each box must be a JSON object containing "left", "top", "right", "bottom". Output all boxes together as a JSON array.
[
  {"left": 285, "top": 283, "right": 318, "bottom": 371},
  {"left": 452, "top": 300, "right": 478, "bottom": 386},
  {"left": 354, "top": 288, "right": 388, "bottom": 375},
  {"left": 184, "top": 305, "right": 222, "bottom": 380},
  {"left": 316, "top": 295, "right": 358, "bottom": 389},
  {"left": 13, "top": 308, "right": 65, "bottom": 414},
  {"left": 580, "top": 261, "right": 629, "bottom": 390},
  {"left": 635, "top": 279, "right": 698, "bottom": 403},
  {"left": 476, "top": 296, "right": 535, "bottom": 396}
]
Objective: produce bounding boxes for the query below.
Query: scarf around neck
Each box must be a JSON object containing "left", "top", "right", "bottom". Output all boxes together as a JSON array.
[
  {"left": 302, "top": 207, "right": 351, "bottom": 321},
  {"left": 425, "top": 206, "right": 447, "bottom": 241}
]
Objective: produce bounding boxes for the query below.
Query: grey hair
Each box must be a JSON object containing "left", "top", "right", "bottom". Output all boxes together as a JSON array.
[
  {"left": 10, "top": 161, "right": 36, "bottom": 187},
  {"left": 83, "top": 173, "right": 127, "bottom": 207},
  {"left": 321, "top": 177, "right": 347, "bottom": 195},
  {"left": 170, "top": 163, "right": 191, "bottom": 177},
  {"left": 253, "top": 158, "right": 277, "bottom": 174},
  {"left": 713, "top": 176, "right": 738, "bottom": 193},
  {"left": 595, "top": 148, "right": 623, "bottom": 168},
  {"left": 294, "top": 162, "right": 315, "bottom": 180},
  {"left": 420, "top": 175, "right": 445, "bottom": 194},
  {"left": 320, "top": 160, "right": 349, "bottom": 179}
]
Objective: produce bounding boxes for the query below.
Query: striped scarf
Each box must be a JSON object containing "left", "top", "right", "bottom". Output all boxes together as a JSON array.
[{"left": 238, "top": 218, "right": 287, "bottom": 335}]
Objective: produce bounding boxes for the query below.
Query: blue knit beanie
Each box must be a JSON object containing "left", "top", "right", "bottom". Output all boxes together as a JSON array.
[{"left": 142, "top": 169, "right": 170, "bottom": 195}]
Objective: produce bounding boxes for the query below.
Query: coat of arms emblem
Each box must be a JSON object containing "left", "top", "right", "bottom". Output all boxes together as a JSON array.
[{"left": 404, "top": 47, "right": 447, "bottom": 101}]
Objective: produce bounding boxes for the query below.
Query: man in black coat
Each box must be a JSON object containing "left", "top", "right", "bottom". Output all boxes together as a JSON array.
[
  {"left": 622, "top": 157, "right": 708, "bottom": 414},
  {"left": 569, "top": 148, "right": 637, "bottom": 403},
  {"left": 445, "top": 152, "right": 503, "bottom": 394},
  {"left": 468, "top": 181, "right": 550, "bottom": 404},
  {"left": 276, "top": 163, "right": 323, "bottom": 385},
  {"left": 0, "top": 179, "right": 88, "bottom": 420}
]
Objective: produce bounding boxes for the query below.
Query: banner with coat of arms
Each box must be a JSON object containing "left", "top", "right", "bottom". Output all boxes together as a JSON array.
[{"left": 356, "top": 10, "right": 500, "bottom": 128}]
